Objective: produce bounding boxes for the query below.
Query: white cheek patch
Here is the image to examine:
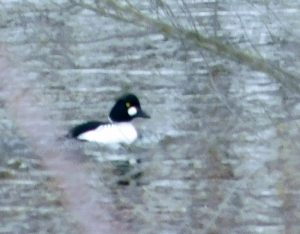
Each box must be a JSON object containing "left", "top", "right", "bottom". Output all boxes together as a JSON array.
[{"left": 128, "top": 106, "right": 137, "bottom": 116}]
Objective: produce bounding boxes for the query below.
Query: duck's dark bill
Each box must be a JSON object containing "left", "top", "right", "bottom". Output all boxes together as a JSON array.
[{"left": 137, "top": 109, "right": 150, "bottom": 118}]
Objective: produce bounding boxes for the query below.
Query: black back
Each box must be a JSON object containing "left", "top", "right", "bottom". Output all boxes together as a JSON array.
[{"left": 69, "top": 121, "right": 105, "bottom": 138}]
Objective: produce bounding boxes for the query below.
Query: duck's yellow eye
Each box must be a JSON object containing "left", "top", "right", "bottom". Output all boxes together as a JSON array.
[{"left": 126, "top": 102, "right": 131, "bottom": 108}]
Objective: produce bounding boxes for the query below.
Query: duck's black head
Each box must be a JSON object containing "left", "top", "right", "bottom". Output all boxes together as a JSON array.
[{"left": 109, "top": 93, "right": 150, "bottom": 122}]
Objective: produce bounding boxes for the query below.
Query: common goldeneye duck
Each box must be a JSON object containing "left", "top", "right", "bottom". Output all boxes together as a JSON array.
[{"left": 69, "top": 93, "right": 150, "bottom": 144}]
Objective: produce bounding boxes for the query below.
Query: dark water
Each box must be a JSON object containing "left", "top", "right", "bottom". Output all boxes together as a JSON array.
[{"left": 0, "top": 1, "right": 300, "bottom": 233}]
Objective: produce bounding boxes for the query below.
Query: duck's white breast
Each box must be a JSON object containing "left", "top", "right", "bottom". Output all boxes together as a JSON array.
[{"left": 77, "top": 122, "right": 138, "bottom": 144}]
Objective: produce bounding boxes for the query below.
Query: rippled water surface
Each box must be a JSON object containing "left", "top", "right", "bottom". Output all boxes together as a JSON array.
[{"left": 1, "top": 1, "right": 300, "bottom": 233}]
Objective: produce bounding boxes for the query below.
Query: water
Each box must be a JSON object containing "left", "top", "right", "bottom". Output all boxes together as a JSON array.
[{"left": 0, "top": 1, "right": 300, "bottom": 233}]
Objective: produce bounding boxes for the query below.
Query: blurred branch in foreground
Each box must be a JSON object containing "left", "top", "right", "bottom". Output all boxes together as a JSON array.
[{"left": 72, "top": 0, "right": 300, "bottom": 92}]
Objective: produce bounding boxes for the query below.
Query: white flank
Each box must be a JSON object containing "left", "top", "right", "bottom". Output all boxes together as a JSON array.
[{"left": 77, "top": 123, "right": 138, "bottom": 144}]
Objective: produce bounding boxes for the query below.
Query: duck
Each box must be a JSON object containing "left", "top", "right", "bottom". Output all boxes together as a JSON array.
[{"left": 68, "top": 93, "right": 150, "bottom": 144}]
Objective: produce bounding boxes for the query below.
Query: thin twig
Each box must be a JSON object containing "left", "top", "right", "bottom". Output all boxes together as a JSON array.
[{"left": 72, "top": 0, "right": 300, "bottom": 93}]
